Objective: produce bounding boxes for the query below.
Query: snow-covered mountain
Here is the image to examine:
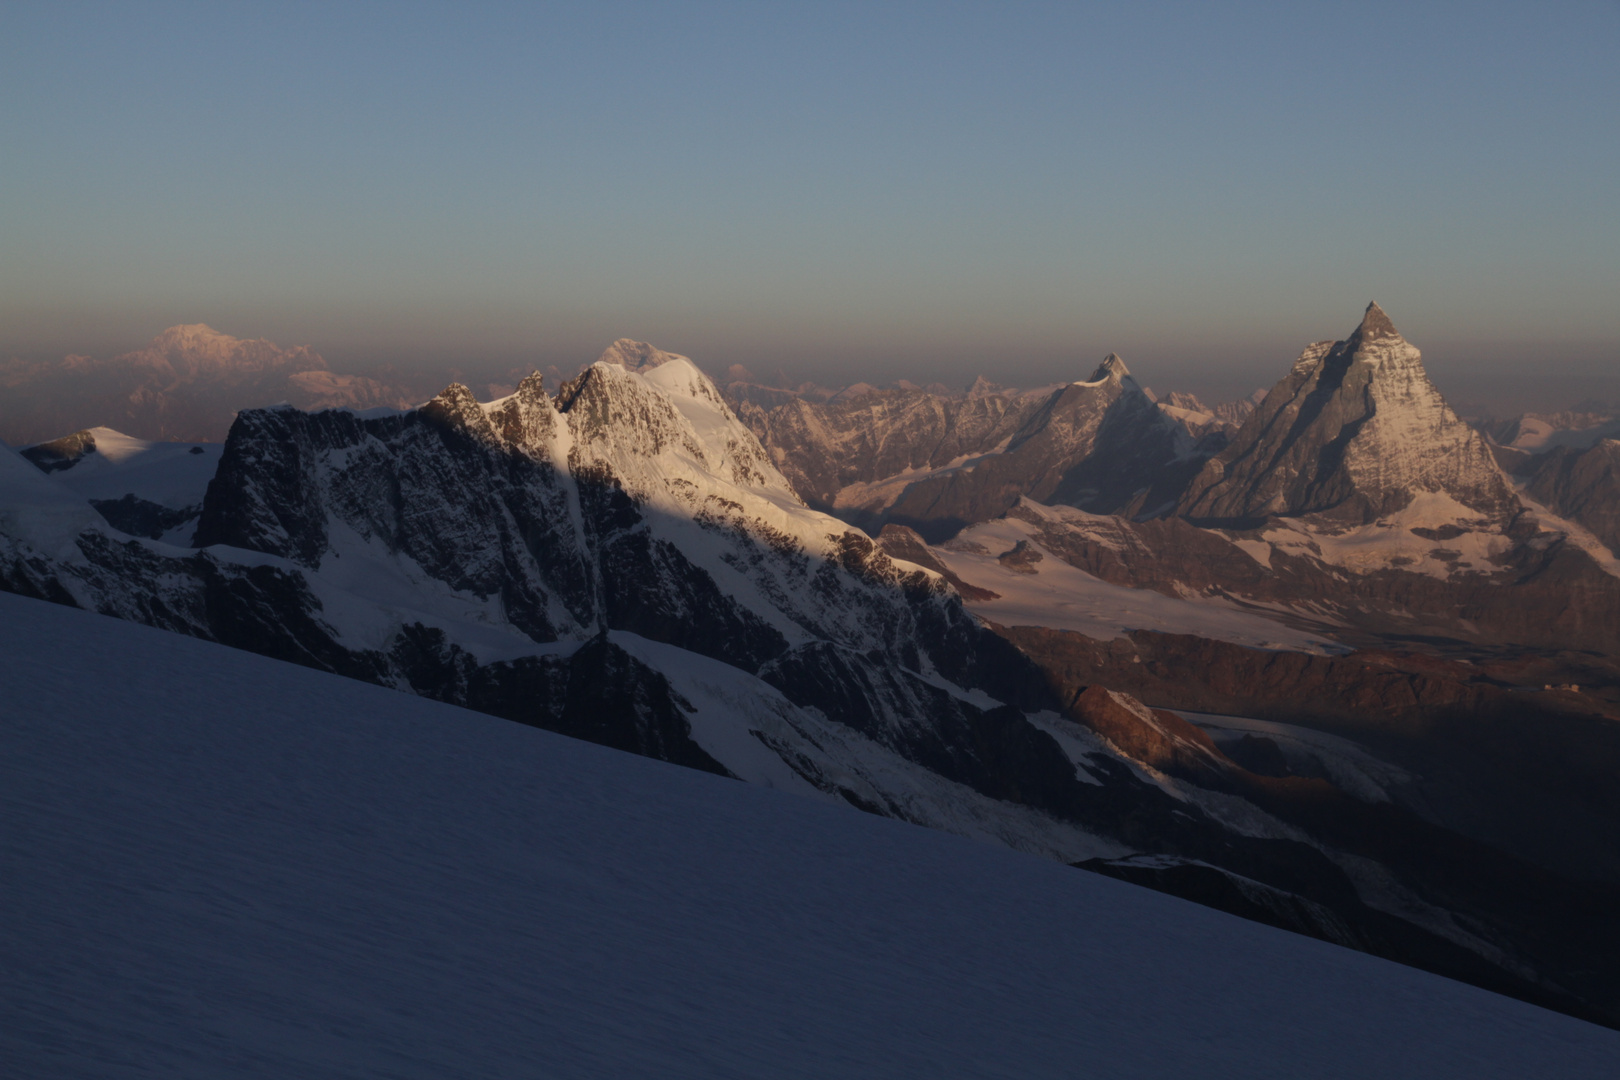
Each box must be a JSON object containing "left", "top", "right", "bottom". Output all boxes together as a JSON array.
[
  {"left": 0, "top": 324, "right": 414, "bottom": 444},
  {"left": 20, "top": 426, "right": 220, "bottom": 542},
  {"left": 6, "top": 331, "right": 1620, "bottom": 1026},
  {"left": 807, "top": 305, "right": 1620, "bottom": 657},
  {"left": 1476, "top": 405, "right": 1620, "bottom": 561},
  {"left": 1482, "top": 408, "right": 1620, "bottom": 455},
  {"left": 732, "top": 355, "right": 1220, "bottom": 541},
  {"left": 10, "top": 591, "right": 1617, "bottom": 1078},
  {"left": 729, "top": 375, "right": 1055, "bottom": 522},
  {"left": 1180, "top": 303, "right": 1517, "bottom": 525},
  {"left": 1522, "top": 439, "right": 1620, "bottom": 560}
]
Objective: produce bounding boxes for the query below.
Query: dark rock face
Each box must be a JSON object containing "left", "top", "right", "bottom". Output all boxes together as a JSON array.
[
  {"left": 1180, "top": 303, "right": 1516, "bottom": 526},
  {"left": 19, "top": 429, "right": 99, "bottom": 472},
  {"left": 994, "top": 624, "right": 1620, "bottom": 885},
  {"left": 1526, "top": 440, "right": 1620, "bottom": 557},
  {"left": 875, "top": 524, "right": 1000, "bottom": 601},
  {"left": 1065, "top": 685, "right": 1227, "bottom": 785},
  {"left": 88, "top": 495, "right": 199, "bottom": 540}
]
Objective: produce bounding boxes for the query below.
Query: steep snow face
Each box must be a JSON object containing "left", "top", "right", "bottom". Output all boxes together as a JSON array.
[
  {"left": 1181, "top": 304, "right": 1516, "bottom": 525},
  {"left": 564, "top": 358, "right": 785, "bottom": 503},
  {"left": 0, "top": 445, "right": 103, "bottom": 556}
]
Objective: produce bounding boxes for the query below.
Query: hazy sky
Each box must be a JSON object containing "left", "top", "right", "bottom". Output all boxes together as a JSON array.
[{"left": 4, "top": 1, "right": 1616, "bottom": 410}]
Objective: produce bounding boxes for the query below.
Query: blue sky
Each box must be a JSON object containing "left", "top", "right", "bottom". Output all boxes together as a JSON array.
[{"left": 3, "top": 1, "right": 1616, "bottom": 406}]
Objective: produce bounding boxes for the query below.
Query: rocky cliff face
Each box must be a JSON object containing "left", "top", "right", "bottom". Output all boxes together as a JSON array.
[{"left": 1180, "top": 304, "right": 1517, "bottom": 526}]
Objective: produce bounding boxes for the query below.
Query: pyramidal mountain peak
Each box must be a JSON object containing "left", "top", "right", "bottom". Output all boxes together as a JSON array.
[
  {"left": 1178, "top": 303, "right": 1515, "bottom": 525},
  {"left": 1082, "top": 353, "right": 1132, "bottom": 385},
  {"left": 1354, "top": 300, "right": 1403, "bottom": 344}
]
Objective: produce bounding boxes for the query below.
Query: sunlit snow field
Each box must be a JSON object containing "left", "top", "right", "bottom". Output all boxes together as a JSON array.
[{"left": 2, "top": 591, "right": 1616, "bottom": 1078}]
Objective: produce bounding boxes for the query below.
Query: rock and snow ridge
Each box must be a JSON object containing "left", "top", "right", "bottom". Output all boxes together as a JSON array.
[
  {"left": 1180, "top": 302, "right": 1517, "bottom": 526},
  {"left": 7, "top": 329, "right": 1620, "bottom": 1025},
  {"left": 729, "top": 352, "right": 1254, "bottom": 539},
  {"left": 19, "top": 426, "right": 221, "bottom": 542},
  {"left": 888, "top": 304, "right": 1620, "bottom": 658},
  {"left": 2, "top": 356, "right": 1167, "bottom": 867},
  {"left": 8, "top": 590, "right": 1616, "bottom": 1078}
]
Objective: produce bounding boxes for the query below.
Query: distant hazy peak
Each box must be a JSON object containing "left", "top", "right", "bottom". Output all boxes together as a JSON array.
[
  {"left": 107, "top": 323, "right": 331, "bottom": 383},
  {"left": 1081, "top": 353, "right": 1131, "bottom": 386},
  {"left": 596, "top": 338, "right": 690, "bottom": 373},
  {"left": 145, "top": 323, "right": 239, "bottom": 355},
  {"left": 1162, "top": 391, "right": 1209, "bottom": 414}
]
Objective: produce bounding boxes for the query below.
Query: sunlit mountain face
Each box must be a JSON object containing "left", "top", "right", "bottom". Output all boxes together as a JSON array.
[{"left": 6, "top": 307, "right": 1620, "bottom": 1036}]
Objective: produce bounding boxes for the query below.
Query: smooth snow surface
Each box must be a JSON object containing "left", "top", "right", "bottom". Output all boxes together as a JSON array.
[
  {"left": 934, "top": 516, "right": 1343, "bottom": 653},
  {"left": 0, "top": 445, "right": 103, "bottom": 555},
  {"left": 3, "top": 592, "right": 1615, "bottom": 1079},
  {"left": 1264, "top": 491, "right": 1514, "bottom": 580},
  {"left": 40, "top": 427, "right": 222, "bottom": 509},
  {"left": 1506, "top": 416, "right": 1620, "bottom": 452}
]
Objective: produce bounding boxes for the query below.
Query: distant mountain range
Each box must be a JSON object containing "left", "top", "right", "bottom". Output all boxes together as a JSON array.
[
  {"left": 4, "top": 308, "right": 1620, "bottom": 1026},
  {"left": 0, "top": 324, "right": 417, "bottom": 445},
  {"left": 728, "top": 355, "right": 1260, "bottom": 538}
]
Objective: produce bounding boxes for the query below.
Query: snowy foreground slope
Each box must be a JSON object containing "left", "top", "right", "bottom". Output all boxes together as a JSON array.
[{"left": 3, "top": 593, "right": 1616, "bottom": 1079}]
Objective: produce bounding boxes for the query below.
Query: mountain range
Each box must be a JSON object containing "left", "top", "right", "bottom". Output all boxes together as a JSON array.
[
  {"left": 4, "top": 307, "right": 1620, "bottom": 1028},
  {"left": 0, "top": 324, "right": 417, "bottom": 445}
]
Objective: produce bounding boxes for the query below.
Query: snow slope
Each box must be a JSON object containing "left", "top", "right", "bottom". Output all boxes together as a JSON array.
[
  {"left": 932, "top": 512, "right": 1343, "bottom": 653},
  {"left": 2, "top": 590, "right": 1615, "bottom": 1079},
  {"left": 36, "top": 427, "right": 222, "bottom": 509}
]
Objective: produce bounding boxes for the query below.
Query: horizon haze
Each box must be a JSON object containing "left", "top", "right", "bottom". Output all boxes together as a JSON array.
[{"left": 4, "top": 2, "right": 1617, "bottom": 418}]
